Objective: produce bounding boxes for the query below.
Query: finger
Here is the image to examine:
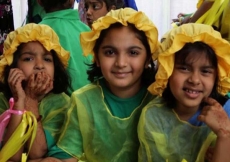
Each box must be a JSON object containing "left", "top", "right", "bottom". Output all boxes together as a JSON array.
[
  {"left": 27, "top": 73, "right": 36, "bottom": 88},
  {"left": 8, "top": 69, "right": 20, "bottom": 83},
  {"left": 37, "top": 72, "right": 45, "bottom": 90},
  {"left": 197, "top": 114, "right": 205, "bottom": 122},
  {"left": 8, "top": 69, "right": 25, "bottom": 87},
  {"left": 44, "top": 78, "right": 53, "bottom": 94},
  {"left": 203, "top": 97, "right": 221, "bottom": 108},
  {"left": 40, "top": 74, "right": 53, "bottom": 93}
]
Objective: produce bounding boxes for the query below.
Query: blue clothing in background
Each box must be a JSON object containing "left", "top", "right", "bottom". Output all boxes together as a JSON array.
[
  {"left": 124, "top": 0, "right": 138, "bottom": 10},
  {"left": 188, "top": 99, "right": 230, "bottom": 126}
]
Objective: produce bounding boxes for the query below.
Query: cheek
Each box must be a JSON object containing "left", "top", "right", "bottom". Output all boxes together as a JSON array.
[
  {"left": 205, "top": 79, "right": 216, "bottom": 92},
  {"left": 49, "top": 67, "right": 55, "bottom": 79}
]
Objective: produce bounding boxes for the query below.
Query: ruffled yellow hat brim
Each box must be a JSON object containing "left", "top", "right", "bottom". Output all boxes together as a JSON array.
[
  {"left": 148, "top": 23, "right": 230, "bottom": 96},
  {"left": 0, "top": 23, "right": 70, "bottom": 81},
  {"left": 80, "top": 8, "right": 159, "bottom": 60}
]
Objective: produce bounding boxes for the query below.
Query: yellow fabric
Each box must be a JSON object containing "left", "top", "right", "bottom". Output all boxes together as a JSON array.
[
  {"left": 196, "top": 0, "right": 228, "bottom": 29},
  {"left": 0, "top": 92, "right": 70, "bottom": 160},
  {"left": 0, "top": 111, "right": 37, "bottom": 162},
  {"left": 138, "top": 96, "right": 217, "bottom": 162},
  {"left": 0, "top": 23, "right": 70, "bottom": 81},
  {"left": 148, "top": 23, "right": 230, "bottom": 96},
  {"left": 220, "top": 0, "right": 230, "bottom": 41},
  {"left": 80, "top": 8, "right": 159, "bottom": 60},
  {"left": 197, "top": 0, "right": 215, "bottom": 8},
  {"left": 197, "top": 0, "right": 204, "bottom": 8},
  {"left": 58, "top": 83, "right": 155, "bottom": 161}
]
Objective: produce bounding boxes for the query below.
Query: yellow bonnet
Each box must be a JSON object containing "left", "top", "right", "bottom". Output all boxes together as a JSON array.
[
  {"left": 80, "top": 7, "right": 159, "bottom": 60},
  {"left": 148, "top": 23, "right": 230, "bottom": 96},
  {"left": 0, "top": 23, "right": 70, "bottom": 81}
]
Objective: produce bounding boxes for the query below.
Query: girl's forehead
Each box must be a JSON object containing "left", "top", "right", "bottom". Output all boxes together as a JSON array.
[{"left": 176, "top": 51, "right": 212, "bottom": 64}]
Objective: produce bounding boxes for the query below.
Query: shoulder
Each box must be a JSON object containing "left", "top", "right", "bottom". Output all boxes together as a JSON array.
[
  {"left": 40, "top": 92, "right": 70, "bottom": 106},
  {"left": 140, "top": 96, "right": 169, "bottom": 118},
  {"left": 71, "top": 83, "right": 101, "bottom": 98}
]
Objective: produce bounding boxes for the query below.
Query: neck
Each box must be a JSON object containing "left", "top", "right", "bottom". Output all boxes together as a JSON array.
[
  {"left": 106, "top": 82, "right": 142, "bottom": 99},
  {"left": 174, "top": 105, "right": 199, "bottom": 121}
]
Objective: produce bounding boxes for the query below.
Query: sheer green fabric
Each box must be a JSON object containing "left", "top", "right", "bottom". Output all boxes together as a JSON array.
[
  {"left": 0, "top": 92, "right": 70, "bottom": 156},
  {"left": 138, "top": 97, "right": 216, "bottom": 162},
  {"left": 58, "top": 83, "right": 154, "bottom": 161}
]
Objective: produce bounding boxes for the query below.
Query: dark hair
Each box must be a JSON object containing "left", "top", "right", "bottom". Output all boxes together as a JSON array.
[
  {"left": 0, "top": 44, "right": 71, "bottom": 100},
  {"left": 104, "top": 0, "right": 124, "bottom": 9},
  {"left": 87, "top": 22, "right": 156, "bottom": 87},
  {"left": 87, "top": 0, "right": 124, "bottom": 10},
  {"left": 27, "top": 0, "right": 43, "bottom": 23},
  {"left": 39, "top": 0, "right": 71, "bottom": 12},
  {"left": 162, "top": 41, "right": 228, "bottom": 108}
]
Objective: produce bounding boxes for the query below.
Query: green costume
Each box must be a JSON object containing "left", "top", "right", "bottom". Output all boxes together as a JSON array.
[
  {"left": 138, "top": 97, "right": 230, "bottom": 162},
  {"left": 39, "top": 9, "right": 92, "bottom": 95},
  {"left": 0, "top": 92, "right": 70, "bottom": 158},
  {"left": 57, "top": 80, "right": 155, "bottom": 161}
]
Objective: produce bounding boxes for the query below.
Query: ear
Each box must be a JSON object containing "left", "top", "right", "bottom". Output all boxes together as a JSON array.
[
  {"left": 145, "top": 57, "right": 151, "bottom": 69},
  {"left": 110, "top": 5, "right": 116, "bottom": 10},
  {"left": 95, "top": 57, "right": 100, "bottom": 67}
]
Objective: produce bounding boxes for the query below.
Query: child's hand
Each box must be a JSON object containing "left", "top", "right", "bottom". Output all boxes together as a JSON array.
[
  {"left": 25, "top": 71, "right": 53, "bottom": 101},
  {"left": 8, "top": 68, "right": 26, "bottom": 102},
  {"left": 198, "top": 97, "right": 230, "bottom": 136}
]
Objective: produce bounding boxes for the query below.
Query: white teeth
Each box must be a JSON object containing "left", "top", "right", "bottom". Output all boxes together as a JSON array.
[{"left": 185, "top": 89, "right": 199, "bottom": 93}]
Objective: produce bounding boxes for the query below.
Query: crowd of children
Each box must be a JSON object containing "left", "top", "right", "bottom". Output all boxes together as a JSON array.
[{"left": 0, "top": 0, "right": 230, "bottom": 162}]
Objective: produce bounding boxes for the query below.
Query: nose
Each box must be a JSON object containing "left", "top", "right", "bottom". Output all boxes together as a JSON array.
[
  {"left": 115, "top": 54, "right": 128, "bottom": 68},
  {"left": 34, "top": 59, "right": 45, "bottom": 70},
  {"left": 188, "top": 71, "right": 200, "bottom": 85},
  {"left": 86, "top": 6, "right": 93, "bottom": 15}
]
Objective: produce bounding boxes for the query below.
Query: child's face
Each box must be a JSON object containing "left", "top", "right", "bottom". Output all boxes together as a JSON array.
[
  {"left": 169, "top": 52, "right": 216, "bottom": 112},
  {"left": 95, "top": 26, "right": 149, "bottom": 97},
  {"left": 85, "top": 0, "right": 110, "bottom": 28},
  {"left": 17, "top": 41, "right": 54, "bottom": 81}
]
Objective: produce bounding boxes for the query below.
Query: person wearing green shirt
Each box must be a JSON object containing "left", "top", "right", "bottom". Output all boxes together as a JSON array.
[{"left": 38, "top": 0, "right": 92, "bottom": 95}]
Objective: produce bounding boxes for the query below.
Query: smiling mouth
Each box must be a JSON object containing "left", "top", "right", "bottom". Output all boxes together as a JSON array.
[
  {"left": 183, "top": 88, "right": 202, "bottom": 94},
  {"left": 112, "top": 72, "right": 130, "bottom": 78}
]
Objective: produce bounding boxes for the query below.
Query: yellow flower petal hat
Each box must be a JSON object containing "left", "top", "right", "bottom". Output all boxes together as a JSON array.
[
  {"left": 0, "top": 23, "right": 70, "bottom": 81},
  {"left": 80, "top": 7, "right": 159, "bottom": 60},
  {"left": 148, "top": 23, "right": 230, "bottom": 96}
]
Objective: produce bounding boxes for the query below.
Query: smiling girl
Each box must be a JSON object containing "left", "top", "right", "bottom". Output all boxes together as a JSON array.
[
  {"left": 138, "top": 23, "right": 230, "bottom": 162},
  {"left": 51, "top": 8, "right": 159, "bottom": 162}
]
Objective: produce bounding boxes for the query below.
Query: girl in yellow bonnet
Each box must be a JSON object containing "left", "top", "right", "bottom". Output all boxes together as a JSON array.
[
  {"left": 138, "top": 23, "right": 230, "bottom": 162},
  {"left": 0, "top": 23, "right": 71, "bottom": 161}
]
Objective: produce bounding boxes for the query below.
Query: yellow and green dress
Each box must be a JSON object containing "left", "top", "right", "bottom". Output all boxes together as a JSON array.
[
  {"left": 0, "top": 92, "right": 71, "bottom": 159},
  {"left": 57, "top": 78, "right": 155, "bottom": 161},
  {"left": 138, "top": 96, "right": 230, "bottom": 162}
]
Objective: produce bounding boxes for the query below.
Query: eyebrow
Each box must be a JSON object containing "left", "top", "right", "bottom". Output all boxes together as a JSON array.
[
  {"left": 101, "top": 45, "right": 143, "bottom": 50},
  {"left": 176, "top": 63, "right": 215, "bottom": 69},
  {"left": 20, "top": 51, "right": 52, "bottom": 56}
]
